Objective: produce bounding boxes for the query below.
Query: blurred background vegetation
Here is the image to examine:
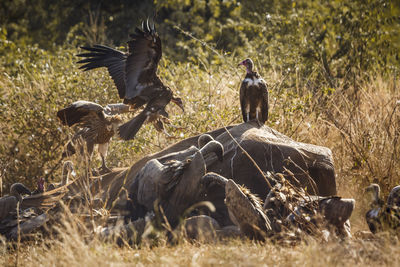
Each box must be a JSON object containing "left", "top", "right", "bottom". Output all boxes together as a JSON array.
[{"left": 1, "top": 0, "right": 399, "bottom": 202}]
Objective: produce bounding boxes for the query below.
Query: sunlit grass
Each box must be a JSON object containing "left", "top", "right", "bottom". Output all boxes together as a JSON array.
[{"left": 1, "top": 38, "right": 400, "bottom": 265}]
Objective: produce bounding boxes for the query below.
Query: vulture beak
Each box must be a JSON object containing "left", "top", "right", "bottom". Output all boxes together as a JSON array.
[{"left": 172, "top": 97, "right": 185, "bottom": 112}]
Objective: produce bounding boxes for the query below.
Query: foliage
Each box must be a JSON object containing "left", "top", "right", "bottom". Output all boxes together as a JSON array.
[{"left": 1, "top": 1, "right": 400, "bottom": 263}]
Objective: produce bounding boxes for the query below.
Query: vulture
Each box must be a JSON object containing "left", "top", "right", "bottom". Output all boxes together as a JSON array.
[
  {"left": 47, "top": 161, "right": 76, "bottom": 191},
  {"left": 77, "top": 19, "right": 184, "bottom": 140},
  {"left": 238, "top": 58, "right": 269, "bottom": 124},
  {"left": 31, "top": 177, "right": 45, "bottom": 195},
  {"left": 365, "top": 183, "right": 400, "bottom": 233},
  {"left": 387, "top": 185, "right": 400, "bottom": 207},
  {"left": 0, "top": 183, "right": 31, "bottom": 221},
  {"left": 57, "top": 100, "right": 123, "bottom": 173}
]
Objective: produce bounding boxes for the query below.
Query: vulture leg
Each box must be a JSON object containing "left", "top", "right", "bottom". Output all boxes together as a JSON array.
[
  {"left": 256, "top": 106, "right": 262, "bottom": 123},
  {"left": 84, "top": 141, "right": 95, "bottom": 173},
  {"left": 255, "top": 107, "right": 264, "bottom": 126},
  {"left": 86, "top": 141, "right": 95, "bottom": 160},
  {"left": 98, "top": 142, "right": 111, "bottom": 173},
  {"left": 154, "top": 119, "right": 172, "bottom": 137}
]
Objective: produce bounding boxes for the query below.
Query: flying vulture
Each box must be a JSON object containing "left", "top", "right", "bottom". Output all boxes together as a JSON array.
[
  {"left": 0, "top": 183, "right": 31, "bottom": 221},
  {"left": 57, "top": 100, "right": 123, "bottom": 173},
  {"left": 365, "top": 183, "right": 400, "bottom": 233},
  {"left": 238, "top": 58, "right": 269, "bottom": 124},
  {"left": 77, "top": 19, "right": 184, "bottom": 140}
]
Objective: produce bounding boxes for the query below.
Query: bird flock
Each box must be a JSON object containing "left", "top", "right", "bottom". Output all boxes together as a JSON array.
[
  {"left": 58, "top": 19, "right": 268, "bottom": 174},
  {"left": 1, "top": 19, "right": 399, "bottom": 241}
]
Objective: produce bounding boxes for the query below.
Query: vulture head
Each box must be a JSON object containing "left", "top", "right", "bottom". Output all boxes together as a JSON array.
[
  {"left": 10, "top": 183, "right": 32, "bottom": 201},
  {"left": 238, "top": 58, "right": 254, "bottom": 73},
  {"left": 37, "top": 178, "right": 45, "bottom": 193},
  {"left": 171, "top": 94, "right": 184, "bottom": 112},
  {"left": 365, "top": 183, "right": 381, "bottom": 206}
]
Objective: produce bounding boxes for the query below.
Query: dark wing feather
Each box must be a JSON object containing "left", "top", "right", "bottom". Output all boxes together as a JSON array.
[
  {"left": 125, "top": 19, "right": 162, "bottom": 100},
  {"left": 258, "top": 77, "right": 269, "bottom": 123},
  {"left": 159, "top": 159, "right": 192, "bottom": 198},
  {"left": 118, "top": 108, "right": 148, "bottom": 140},
  {"left": 57, "top": 101, "right": 105, "bottom": 127},
  {"left": 78, "top": 112, "right": 108, "bottom": 141},
  {"left": 77, "top": 45, "right": 127, "bottom": 98},
  {"left": 239, "top": 79, "right": 248, "bottom": 122}
]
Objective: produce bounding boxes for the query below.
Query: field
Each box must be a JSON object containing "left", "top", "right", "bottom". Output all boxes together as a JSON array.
[
  {"left": 1, "top": 1, "right": 400, "bottom": 266},
  {"left": 0, "top": 42, "right": 399, "bottom": 266}
]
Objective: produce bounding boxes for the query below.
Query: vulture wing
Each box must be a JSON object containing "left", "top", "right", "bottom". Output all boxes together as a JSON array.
[
  {"left": 77, "top": 45, "right": 127, "bottom": 98},
  {"left": 78, "top": 111, "right": 110, "bottom": 141},
  {"left": 258, "top": 77, "right": 269, "bottom": 123},
  {"left": 239, "top": 79, "right": 248, "bottom": 122},
  {"left": 125, "top": 19, "right": 162, "bottom": 100},
  {"left": 57, "top": 100, "right": 105, "bottom": 127}
]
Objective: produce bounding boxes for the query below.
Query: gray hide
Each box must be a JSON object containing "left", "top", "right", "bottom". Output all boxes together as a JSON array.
[
  {"left": 207, "top": 122, "right": 336, "bottom": 197},
  {"left": 96, "top": 122, "right": 336, "bottom": 214}
]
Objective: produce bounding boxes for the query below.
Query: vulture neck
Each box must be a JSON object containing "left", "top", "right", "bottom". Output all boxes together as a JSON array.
[
  {"left": 370, "top": 188, "right": 383, "bottom": 207},
  {"left": 246, "top": 62, "right": 254, "bottom": 74},
  {"left": 62, "top": 163, "right": 72, "bottom": 186},
  {"left": 245, "top": 71, "right": 258, "bottom": 78}
]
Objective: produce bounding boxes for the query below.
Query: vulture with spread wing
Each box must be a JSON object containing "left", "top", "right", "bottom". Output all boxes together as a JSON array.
[
  {"left": 238, "top": 58, "right": 269, "bottom": 124},
  {"left": 77, "top": 19, "right": 184, "bottom": 140},
  {"left": 57, "top": 100, "right": 122, "bottom": 173}
]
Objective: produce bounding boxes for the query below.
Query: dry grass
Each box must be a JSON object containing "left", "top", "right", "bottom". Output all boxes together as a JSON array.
[
  {"left": 1, "top": 72, "right": 399, "bottom": 267},
  {"left": 2, "top": 232, "right": 400, "bottom": 267},
  {"left": 1, "top": 41, "right": 400, "bottom": 266}
]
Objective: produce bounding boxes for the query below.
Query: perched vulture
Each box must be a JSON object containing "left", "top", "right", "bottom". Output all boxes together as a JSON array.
[
  {"left": 365, "top": 183, "right": 384, "bottom": 233},
  {"left": 387, "top": 185, "right": 400, "bottom": 207},
  {"left": 48, "top": 161, "right": 76, "bottom": 191},
  {"left": 77, "top": 19, "right": 184, "bottom": 140},
  {"left": 365, "top": 183, "right": 400, "bottom": 233},
  {"left": 238, "top": 58, "right": 269, "bottom": 124},
  {"left": 57, "top": 100, "right": 123, "bottom": 173},
  {"left": 0, "top": 183, "right": 31, "bottom": 221}
]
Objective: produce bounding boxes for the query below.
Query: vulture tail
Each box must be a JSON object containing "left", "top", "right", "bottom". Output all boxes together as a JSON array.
[{"left": 118, "top": 110, "right": 148, "bottom": 140}]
